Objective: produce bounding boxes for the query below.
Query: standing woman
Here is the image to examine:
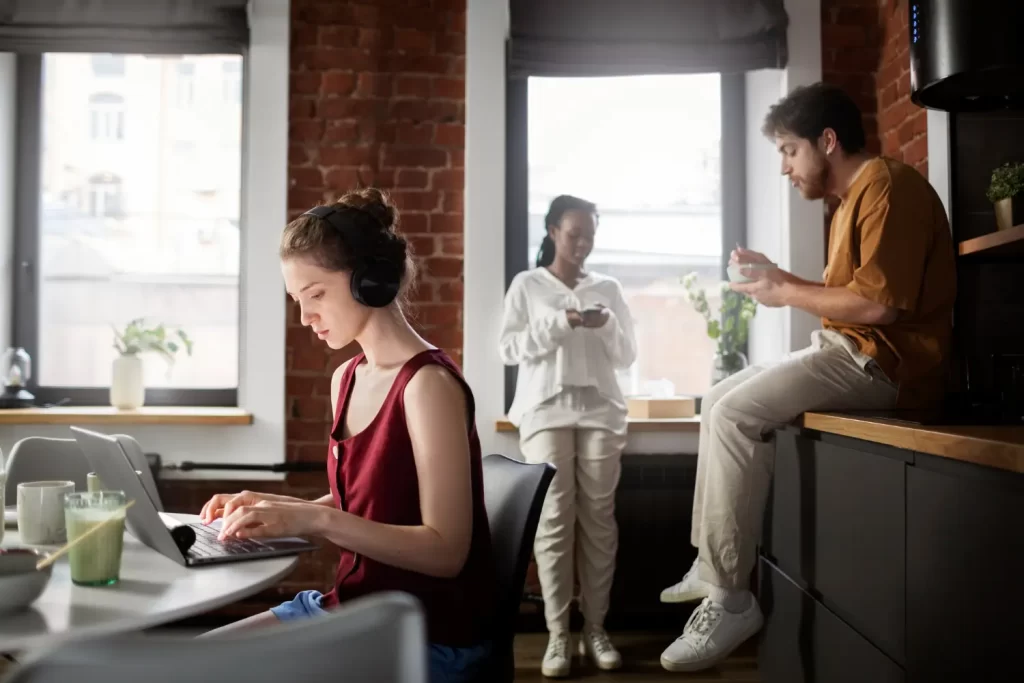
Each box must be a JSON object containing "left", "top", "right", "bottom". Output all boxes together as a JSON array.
[{"left": 499, "top": 195, "right": 637, "bottom": 678}]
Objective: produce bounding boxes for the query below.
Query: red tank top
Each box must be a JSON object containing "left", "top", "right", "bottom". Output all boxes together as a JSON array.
[{"left": 319, "top": 349, "right": 495, "bottom": 647}]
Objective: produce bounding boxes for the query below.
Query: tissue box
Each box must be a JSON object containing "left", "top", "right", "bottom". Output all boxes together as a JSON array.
[{"left": 626, "top": 396, "right": 696, "bottom": 419}]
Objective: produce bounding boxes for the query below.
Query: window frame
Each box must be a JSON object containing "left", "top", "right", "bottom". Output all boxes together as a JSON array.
[
  {"left": 12, "top": 53, "right": 241, "bottom": 407},
  {"left": 503, "top": 70, "right": 747, "bottom": 411}
]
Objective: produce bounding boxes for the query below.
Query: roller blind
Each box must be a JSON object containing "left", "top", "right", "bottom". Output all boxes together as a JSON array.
[
  {"left": 509, "top": 0, "right": 788, "bottom": 77},
  {"left": 0, "top": 0, "right": 249, "bottom": 54}
]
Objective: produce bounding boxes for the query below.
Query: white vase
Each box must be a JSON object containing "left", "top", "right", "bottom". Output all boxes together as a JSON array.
[{"left": 111, "top": 355, "right": 145, "bottom": 409}]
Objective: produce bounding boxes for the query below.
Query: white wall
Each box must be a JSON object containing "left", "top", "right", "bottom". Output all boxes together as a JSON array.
[
  {"left": 0, "top": 54, "right": 15, "bottom": 353},
  {"left": 779, "top": 0, "right": 825, "bottom": 353},
  {"left": 743, "top": 0, "right": 826, "bottom": 362},
  {"left": 927, "top": 110, "right": 951, "bottom": 219},
  {"left": 745, "top": 68, "right": 786, "bottom": 366},
  {"left": 464, "top": 0, "right": 825, "bottom": 456},
  {"left": 464, "top": 0, "right": 517, "bottom": 459},
  {"left": 0, "top": 0, "right": 290, "bottom": 480}
]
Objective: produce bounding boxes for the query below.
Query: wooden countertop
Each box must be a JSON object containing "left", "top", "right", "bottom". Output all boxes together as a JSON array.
[
  {"left": 496, "top": 417, "right": 699, "bottom": 433},
  {"left": 801, "top": 412, "right": 1024, "bottom": 475},
  {"left": 0, "top": 407, "right": 253, "bottom": 426}
]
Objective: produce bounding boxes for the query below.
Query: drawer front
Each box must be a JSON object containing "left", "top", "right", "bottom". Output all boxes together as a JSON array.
[
  {"left": 764, "top": 430, "right": 906, "bottom": 664},
  {"left": 906, "top": 460, "right": 1024, "bottom": 683},
  {"left": 759, "top": 558, "right": 905, "bottom": 683}
]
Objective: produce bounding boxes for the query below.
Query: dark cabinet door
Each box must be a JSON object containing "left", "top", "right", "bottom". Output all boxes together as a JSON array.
[
  {"left": 759, "top": 557, "right": 905, "bottom": 683},
  {"left": 764, "top": 429, "right": 908, "bottom": 664},
  {"left": 906, "top": 457, "right": 1024, "bottom": 683}
]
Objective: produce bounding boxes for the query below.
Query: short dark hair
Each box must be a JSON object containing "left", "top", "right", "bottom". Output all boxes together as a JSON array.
[
  {"left": 761, "top": 82, "right": 866, "bottom": 154},
  {"left": 536, "top": 194, "right": 598, "bottom": 268}
]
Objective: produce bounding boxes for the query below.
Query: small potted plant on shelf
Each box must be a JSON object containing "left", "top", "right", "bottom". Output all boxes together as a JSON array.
[
  {"left": 682, "top": 273, "right": 758, "bottom": 385},
  {"left": 985, "top": 161, "right": 1024, "bottom": 232},
  {"left": 111, "top": 318, "right": 193, "bottom": 409}
]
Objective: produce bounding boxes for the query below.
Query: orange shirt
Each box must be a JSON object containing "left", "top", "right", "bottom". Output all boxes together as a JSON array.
[{"left": 823, "top": 157, "right": 956, "bottom": 409}]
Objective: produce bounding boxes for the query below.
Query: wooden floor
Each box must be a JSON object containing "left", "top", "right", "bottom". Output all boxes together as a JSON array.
[
  {"left": 513, "top": 631, "right": 760, "bottom": 682},
  {"left": 0, "top": 632, "right": 759, "bottom": 682}
]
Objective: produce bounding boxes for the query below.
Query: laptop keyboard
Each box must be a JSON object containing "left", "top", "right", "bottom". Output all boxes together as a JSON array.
[{"left": 188, "top": 522, "right": 270, "bottom": 558}]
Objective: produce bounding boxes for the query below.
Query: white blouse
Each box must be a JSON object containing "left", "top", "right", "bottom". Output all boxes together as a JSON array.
[{"left": 499, "top": 267, "right": 637, "bottom": 439}]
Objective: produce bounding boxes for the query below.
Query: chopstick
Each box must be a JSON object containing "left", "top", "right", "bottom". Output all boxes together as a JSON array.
[{"left": 36, "top": 500, "right": 136, "bottom": 571}]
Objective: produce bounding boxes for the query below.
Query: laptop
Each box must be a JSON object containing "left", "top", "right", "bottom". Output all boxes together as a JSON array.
[{"left": 70, "top": 426, "right": 318, "bottom": 567}]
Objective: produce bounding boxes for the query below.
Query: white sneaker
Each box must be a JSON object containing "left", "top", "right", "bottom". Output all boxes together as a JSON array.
[
  {"left": 541, "top": 631, "right": 571, "bottom": 678},
  {"left": 660, "top": 557, "right": 711, "bottom": 603},
  {"left": 578, "top": 624, "right": 622, "bottom": 671},
  {"left": 660, "top": 597, "right": 764, "bottom": 672}
]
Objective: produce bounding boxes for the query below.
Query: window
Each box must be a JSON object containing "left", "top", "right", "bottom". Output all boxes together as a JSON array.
[
  {"left": 87, "top": 173, "right": 123, "bottom": 218},
  {"left": 175, "top": 61, "right": 195, "bottom": 107},
  {"left": 14, "top": 52, "right": 244, "bottom": 405},
  {"left": 509, "top": 74, "right": 744, "bottom": 403},
  {"left": 91, "top": 54, "right": 125, "bottom": 77},
  {"left": 88, "top": 93, "right": 124, "bottom": 141},
  {"left": 222, "top": 61, "right": 242, "bottom": 103}
]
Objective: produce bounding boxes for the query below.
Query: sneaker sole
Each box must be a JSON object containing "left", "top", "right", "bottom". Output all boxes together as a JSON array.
[
  {"left": 659, "top": 586, "right": 710, "bottom": 604},
  {"left": 659, "top": 614, "right": 764, "bottom": 673},
  {"left": 578, "top": 640, "right": 623, "bottom": 670},
  {"left": 540, "top": 664, "right": 570, "bottom": 678}
]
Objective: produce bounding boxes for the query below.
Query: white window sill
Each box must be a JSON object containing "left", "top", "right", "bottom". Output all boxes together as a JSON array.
[
  {"left": 495, "top": 416, "right": 699, "bottom": 433},
  {"left": 0, "top": 406, "right": 252, "bottom": 426}
]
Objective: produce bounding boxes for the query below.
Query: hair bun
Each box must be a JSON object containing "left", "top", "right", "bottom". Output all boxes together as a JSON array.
[{"left": 337, "top": 188, "right": 399, "bottom": 233}]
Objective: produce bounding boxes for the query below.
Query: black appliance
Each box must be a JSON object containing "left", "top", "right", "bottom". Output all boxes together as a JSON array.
[{"left": 909, "top": 0, "right": 1024, "bottom": 112}]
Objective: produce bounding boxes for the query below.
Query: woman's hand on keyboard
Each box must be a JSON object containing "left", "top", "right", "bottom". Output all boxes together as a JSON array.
[
  {"left": 200, "top": 490, "right": 300, "bottom": 525},
  {"left": 217, "top": 499, "right": 323, "bottom": 541}
]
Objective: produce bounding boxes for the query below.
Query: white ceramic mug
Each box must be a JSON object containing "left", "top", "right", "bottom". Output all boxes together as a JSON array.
[{"left": 17, "top": 480, "right": 76, "bottom": 545}]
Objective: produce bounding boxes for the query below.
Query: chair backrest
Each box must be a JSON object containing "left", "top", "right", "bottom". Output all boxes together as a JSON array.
[
  {"left": 112, "top": 434, "right": 163, "bottom": 511},
  {"left": 6, "top": 591, "right": 429, "bottom": 683},
  {"left": 480, "top": 453, "right": 555, "bottom": 682},
  {"left": 3, "top": 437, "right": 91, "bottom": 501}
]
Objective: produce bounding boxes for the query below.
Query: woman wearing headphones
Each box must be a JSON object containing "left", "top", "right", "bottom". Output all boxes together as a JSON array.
[
  {"left": 197, "top": 189, "right": 495, "bottom": 683},
  {"left": 500, "top": 194, "right": 637, "bottom": 678}
]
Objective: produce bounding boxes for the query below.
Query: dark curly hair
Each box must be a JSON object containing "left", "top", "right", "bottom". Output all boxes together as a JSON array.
[{"left": 761, "top": 82, "right": 866, "bottom": 154}]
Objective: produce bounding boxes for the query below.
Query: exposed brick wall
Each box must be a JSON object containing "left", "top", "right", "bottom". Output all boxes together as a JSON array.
[
  {"left": 158, "top": 0, "right": 467, "bottom": 621},
  {"left": 875, "top": 0, "right": 927, "bottom": 176},
  {"left": 821, "top": 0, "right": 927, "bottom": 174},
  {"left": 286, "top": 0, "right": 467, "bottom": 468}
]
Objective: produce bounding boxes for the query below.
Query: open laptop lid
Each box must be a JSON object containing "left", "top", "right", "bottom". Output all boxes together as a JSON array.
[{"left": 70, "top": 426, "right": 188, "bottom": 566}]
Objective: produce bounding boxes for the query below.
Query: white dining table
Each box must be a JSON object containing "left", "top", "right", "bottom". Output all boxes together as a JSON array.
[{"left": 1, "top": 513, "right": 298, "bottom": 653}]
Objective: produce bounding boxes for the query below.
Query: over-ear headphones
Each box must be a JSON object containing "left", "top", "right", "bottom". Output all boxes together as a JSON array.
[{"left": 302, "top": 205, "right": 403, "bottom": 308}]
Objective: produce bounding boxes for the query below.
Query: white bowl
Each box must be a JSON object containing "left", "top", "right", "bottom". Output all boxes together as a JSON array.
[
  {"left": 0, "top": 547, "right": 52, "bottom": 614},
  {"left": 727, "top": 262, "right": 776, "bottom": 283}
]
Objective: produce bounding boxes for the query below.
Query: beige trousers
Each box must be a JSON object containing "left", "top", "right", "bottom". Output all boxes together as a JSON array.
[
  {"left": 692, "top": 330, "right": 898, "bottom": 589},
  {"left": 520, "top": 427, "right": 627, "bottom": 633}
]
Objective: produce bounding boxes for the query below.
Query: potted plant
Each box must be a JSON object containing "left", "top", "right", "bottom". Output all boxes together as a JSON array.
[
  {"left": 985, "top": 161, "right": 1024, "bottom": 232},
  {"left": 111, "top": 318, "right": 193, "bottom": 409},
  {"left": 682, "top": 273, "right": 758, "bottom": 385}
]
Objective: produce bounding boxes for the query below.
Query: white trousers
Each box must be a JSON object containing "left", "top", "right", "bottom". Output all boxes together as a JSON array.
[
  {"left": 520, "top": 427, "right": 627, "bottom": 633},
  {"left": 692, "top": 330, "right": 898, "bottom": 589}
]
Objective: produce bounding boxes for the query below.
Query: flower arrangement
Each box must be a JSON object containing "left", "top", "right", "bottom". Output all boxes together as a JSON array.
[{"left": 682, "top": 273, "right": 758, "bottom": 381}]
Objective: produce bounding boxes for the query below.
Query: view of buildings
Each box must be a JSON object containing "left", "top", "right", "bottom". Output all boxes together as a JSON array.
[
  {"left": 527, "top": 74, "right": 726, "bottom": 397},
  {"left": 38, "top": 53, "right": 242, "bottom": 389}
]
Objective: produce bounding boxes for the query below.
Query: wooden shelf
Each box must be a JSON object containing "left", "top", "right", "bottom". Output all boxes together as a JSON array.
[
  {"left": 958, "top": 223, "right": 1024, "bottom": 257},
  {"left": 496, "top": 417, "right": 700, "bottom": 433},
  {"left": 0, "top": 406, "right": 253, "bottom": 426}
]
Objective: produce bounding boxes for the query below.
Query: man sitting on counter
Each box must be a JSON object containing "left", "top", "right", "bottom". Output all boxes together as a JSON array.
[{"left": 657, "top": 82, "right": 957, "bottom": 673}]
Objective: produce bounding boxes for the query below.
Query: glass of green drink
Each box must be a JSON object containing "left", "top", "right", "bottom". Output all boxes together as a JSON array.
[{"left": 63, "top": 491, "right": 127, "bottom": 586}]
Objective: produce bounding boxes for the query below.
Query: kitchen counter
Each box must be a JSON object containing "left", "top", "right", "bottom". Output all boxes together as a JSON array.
[
  {"left": 759, "top": 420, "right": 1023, "bottom": 683},
  {"left": 800, "top": 411, "right": 1024, "bottom": 474}
]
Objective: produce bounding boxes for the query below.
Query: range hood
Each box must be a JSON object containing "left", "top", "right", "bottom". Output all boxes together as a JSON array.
[{"left": 909, "top": 0, "right": 1024, "bottom": 112}]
